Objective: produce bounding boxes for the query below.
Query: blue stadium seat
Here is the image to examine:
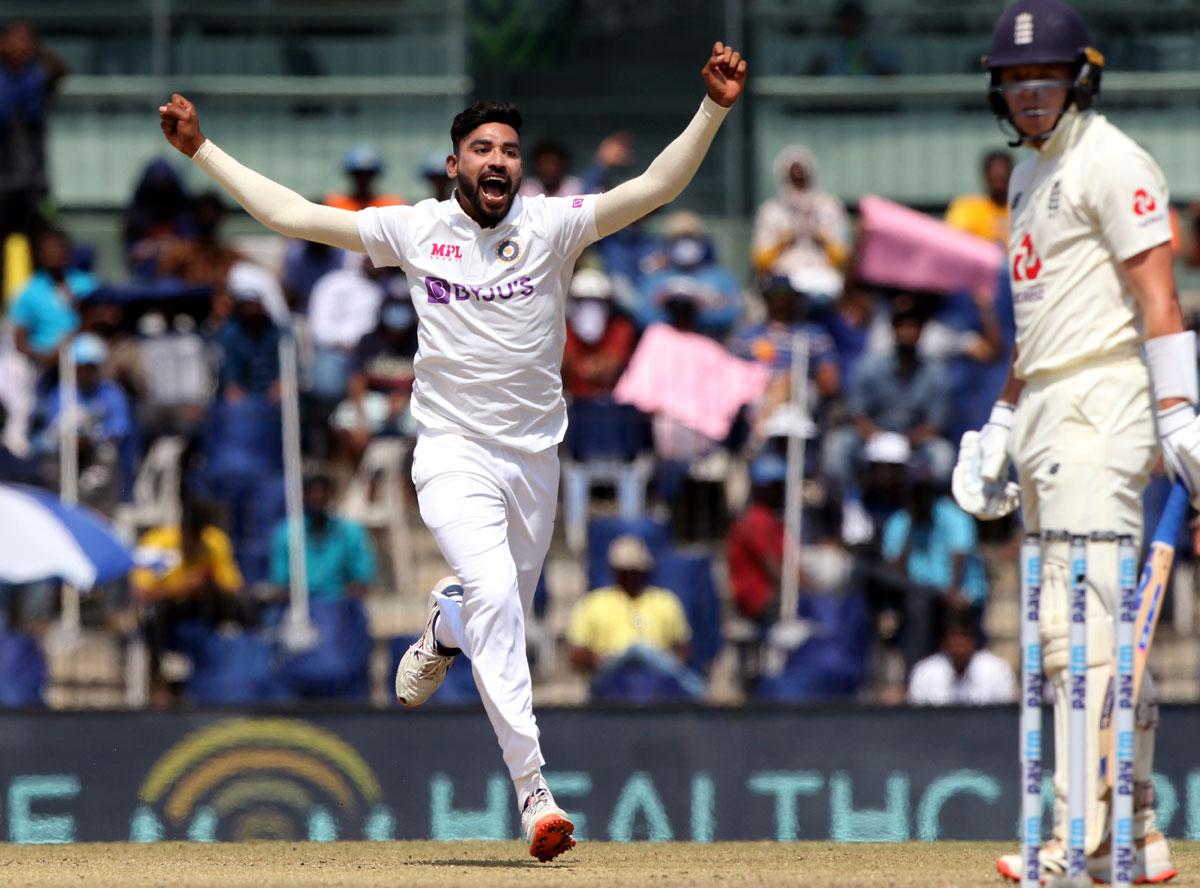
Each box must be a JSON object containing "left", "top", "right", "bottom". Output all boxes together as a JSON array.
[
  {"left": 590, "top": 660, "right": 693, "bottom": 704},
  {"left": 187, "top": 630, "right": 290, "bottom": 705},
  {"left": 565, "top": 398, "right": 649, "bottom": 461},
  {"left": 389, "top": 635, "right": 481, "bottom": 707},
  {"left": 585, "top": 516, "right": 672, "bottom": 589},
  {"left": 281, "top": 598, "right": 373, "bottom": 700},
  {"left": 0, "top": 631, "right": 45, "bottom": 707},
  {"left": 757, "top": 591, "right": 873, "bottom": 702},
  {"left": 650, "top": 552, "right": 722, "bottom": 671}
]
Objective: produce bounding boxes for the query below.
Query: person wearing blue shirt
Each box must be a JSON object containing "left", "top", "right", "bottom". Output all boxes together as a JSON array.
[
  {"left": 269, "top": 474, "right": 376, "bottom": 602},
  {"left": 730, "top": 276, "right": 841, "bottom": 430},
  {"left": 636, "top": 212, "right": 741, "bottom": 336},
  {"left": 881, "top": 461, "right": 987, "bottom": 664},
  {"left": 37, "top": 334, "right": 135, "bottom": 505},
  {"left": 213, "top": 282, "right": 283, "bottom": 401},
  {"left": 0, "top": 23, "right": 67, "bottom": 291},
  {"left": 824, "top": 294, "right": 953, "bottom": 487},
  {"left": 9, "top": 229, "right": 95, "bottom": 369}
]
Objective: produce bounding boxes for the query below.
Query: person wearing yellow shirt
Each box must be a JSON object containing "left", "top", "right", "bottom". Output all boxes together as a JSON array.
[
  {"left": 944, "top": 150, "right": 1014, "bottom": 245},
  {"left": 567, "top": 535, "right": 703, "bottom": 699},
  {"left": 131, "top": 497, "right": 247, "bottom": 704}
]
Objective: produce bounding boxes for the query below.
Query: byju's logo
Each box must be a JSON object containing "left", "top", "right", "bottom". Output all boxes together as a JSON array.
[
  {"left": 430, "top": 243, "right": 463, "bottom": 260},
  {"left": 424, "top": 275, "right": 534, "bottom": 304}
]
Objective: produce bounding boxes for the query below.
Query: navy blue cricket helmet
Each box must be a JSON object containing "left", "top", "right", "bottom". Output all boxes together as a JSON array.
[{"left": 983, "top": 0, "right": 1104, "bottom": 127}]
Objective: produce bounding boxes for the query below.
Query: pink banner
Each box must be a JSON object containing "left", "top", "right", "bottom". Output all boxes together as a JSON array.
[{"left": 856, "top": 194, "right": 1004, "bottom": 298}]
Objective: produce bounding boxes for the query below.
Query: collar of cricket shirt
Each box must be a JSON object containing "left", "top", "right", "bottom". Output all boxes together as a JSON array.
[{"left": 445, "top": 191, "right": 524, "bottom": 235}]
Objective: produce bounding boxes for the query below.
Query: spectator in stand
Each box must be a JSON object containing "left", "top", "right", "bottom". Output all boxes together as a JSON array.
[
  {"left": 731, "top": 275, "right": 840, "bottom": 437},
  {"left": 269, "top": 473, "right": 375, "bottom": 603},
  {"left": 881, "top": 456, "right": 987, "bottom": 665},
  {"left": 520, "top": 139, "right": 583, "bottom": 198},
  {"left": 131, "top": 495, "right": 247, "bottom": 705},
  {"left": 567, "top": 534, "right": 702, "bottom": 699},
  {"left": 562, "top": 268, "right": 636, "bottom": 401},
  {"left": 944, "top": 150, "right": 1013, "bottom": 246},
  {"left": 331, "top": 298, "right": 419, "bottom": 464},
  {"left": 824, "top": 295, "right": 953, "bottom": 488},
  {"left": 157, "top": 191, "right": 245, "bottom": 322},
  {"left": 9, "top": 228, "right": 94, "bottom": 375},
  {"left": 820, "top": 282, "right": 878, "bottom": 385},
  {"left": 0, "top": 21, "right": 67, "bottom": 292},
  {"left": 562, "top": 268, "right": 641, "bottom": 460},
  {"left": 751, "top": 146, "right": 848, "bottom": 306},
  {"left": 123, "top": 158, "right": 195, "bottom": 278},
  {"left": 214, "top": 281, "right": 282, "bottom": 403},
  {"left": 806, "top": 1, "right": 896, "bottom": 77},
  {"left": 637, "top": 211, "right": 740, "bottom": 336},
  {"left": 727, "top": 454, "right": 788, "bottom": 626},
  {"left": 519, "top": 132, "right": 635, "bottom": 198},
  {"left": 281, "top": 239, "right": 342, "bottom": 314},
  {"left": 324, "top": 144, "right": 406, "bottom": 212},
  {"left": 37, "top": 334, "right": 135, "bottom": 510},
  {"left": 594, "top": 217, "right": 665, "bottom": 309},
  {"left": 307, "top": 255, "right": 398, "bottom": 403},
  {"left": 419, "top": 151, "right": 453, "bottom": 202},
  {"left": 907, "top": 606, "right": 1015, "bottom": 706}
]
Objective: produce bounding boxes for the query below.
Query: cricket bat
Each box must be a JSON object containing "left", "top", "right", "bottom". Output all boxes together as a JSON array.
[{"left": 1098, "top": 479, "right": 1190, "bottom": 793}]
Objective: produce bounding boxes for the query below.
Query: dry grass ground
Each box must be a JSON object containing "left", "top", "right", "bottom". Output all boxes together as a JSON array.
[{"left": 2, "top": 840, "right": 1195, "bottom": 888}]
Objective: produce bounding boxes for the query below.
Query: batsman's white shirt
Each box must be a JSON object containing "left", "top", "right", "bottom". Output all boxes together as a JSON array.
[
  {"left": 1007, "top": 111, "right": 1172, "bottom": 380},
  {"left": 358, "top": 193, "right": 600, "bottom": 451}
]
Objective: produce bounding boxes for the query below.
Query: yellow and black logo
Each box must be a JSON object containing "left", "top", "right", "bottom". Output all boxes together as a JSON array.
[
  {"left": 129, "top": 718, "right": 393, "bottom": 842},
  {"left": 496, "top": 238, "right": 521, "bottom": 263}
]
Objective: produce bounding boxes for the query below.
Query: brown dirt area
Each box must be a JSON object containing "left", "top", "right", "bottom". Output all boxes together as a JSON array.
[{"left": 1, "top": 840, "right": 1195, "bottom": 888}]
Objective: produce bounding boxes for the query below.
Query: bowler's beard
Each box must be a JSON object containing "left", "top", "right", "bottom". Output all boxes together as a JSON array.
[{"left": 455, "top": 170, "right": 519, "bottom": 228}]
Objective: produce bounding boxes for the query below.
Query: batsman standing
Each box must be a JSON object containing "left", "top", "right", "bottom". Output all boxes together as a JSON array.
[
  {"left": 159, "top": 43, "right": 746, "bottom": 862},
  {"left": 953, "top": 0, "right": 1196, "bottom": 882}
]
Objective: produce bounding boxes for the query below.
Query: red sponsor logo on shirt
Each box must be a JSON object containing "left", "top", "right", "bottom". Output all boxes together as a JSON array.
[
  {"left": 1012, "top": 232, "right": 1042, "bottom": 282},
  {"left": 572, "top": 198, "right": 584, "bottom": 209},
  {"left": 430, "top": 243, "right": 463, "bottom": 260},
  {"left": 1133, "top": 189, "right": 1157, "bottom": 217}
]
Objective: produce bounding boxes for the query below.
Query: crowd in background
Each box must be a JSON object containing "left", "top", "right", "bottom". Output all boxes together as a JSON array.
[{"left": 1, "top": 16, "right": 1196, "bottom": 709}]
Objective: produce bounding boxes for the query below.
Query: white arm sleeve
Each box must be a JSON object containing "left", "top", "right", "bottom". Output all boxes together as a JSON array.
[
  {"left": 593, "top": 96, "right": 730, "bottom": 239},
  {"left": 191, "top": 140, "right": 366, "bottom": 252}
]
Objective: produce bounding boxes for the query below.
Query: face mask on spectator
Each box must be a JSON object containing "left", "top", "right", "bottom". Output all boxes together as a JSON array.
[
  {"left": 668, "top": 235, "right": 711, "bottom": 270},
  {"left": 381, "top": 302, "right": 415, "bottom": 332},
  {"left": 568, "top": 299, "right": 609, "bottom": 345}
]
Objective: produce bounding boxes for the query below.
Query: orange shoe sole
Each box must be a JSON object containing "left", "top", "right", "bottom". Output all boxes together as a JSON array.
[
  {"left": 1138, "top": 868, "right": 1178, "bottom": 884},
  {"left": 528, "top": 814, "right": 576, "bottom": 863}
]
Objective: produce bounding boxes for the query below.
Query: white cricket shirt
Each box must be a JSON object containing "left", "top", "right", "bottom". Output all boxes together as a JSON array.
[
  {"left": 357, "top": 193, "right": 600, "bottom": 452},
  {"left": 1007, "top": 111, "right": 1173, "bottom": 379}
]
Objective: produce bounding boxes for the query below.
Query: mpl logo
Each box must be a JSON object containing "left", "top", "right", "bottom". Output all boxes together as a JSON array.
[
  {"left": 1133, "top": 188, "right": 1157, "bottom": 217},
  {"left": 430, "top": 242, "right": 463, "bottom": 260}
]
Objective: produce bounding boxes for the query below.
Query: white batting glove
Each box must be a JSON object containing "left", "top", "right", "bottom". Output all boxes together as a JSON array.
[
  {"left": 978, "top": 402, "right": 1014, "bottom": 484},
  {"left": 1157, "top": 403, "right": 1200, "bottom": 498},
  {"left": 951, "top": 405, "right": 1020, "bottom": 520}
]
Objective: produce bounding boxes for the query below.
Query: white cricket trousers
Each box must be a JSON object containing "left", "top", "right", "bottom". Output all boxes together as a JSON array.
[
  {"left": 411, "top": 429, "right": 558, "bottom": 783},
  {"left": 1010, "top": 352, "right": 1161, "bottom": 851}
]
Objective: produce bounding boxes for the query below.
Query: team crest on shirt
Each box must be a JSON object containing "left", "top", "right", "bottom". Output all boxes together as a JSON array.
[
  {"left": 1047, "top": 180, "right": 1061, "bottom": 217},
  {"left": 496, "top": 238, "right": 522, "bottom": 263}
]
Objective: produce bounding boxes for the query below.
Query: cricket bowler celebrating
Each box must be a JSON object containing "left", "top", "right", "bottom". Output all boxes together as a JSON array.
[
  {"left": 159, "top": 42, "right": 746, "bottom": 862},
  {"left": 952, "top": 0, "right": 1194, "bottom": 882}
]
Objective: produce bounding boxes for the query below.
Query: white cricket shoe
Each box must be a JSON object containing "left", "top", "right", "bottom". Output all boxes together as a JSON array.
[
  {"left": 521, "top": 787, "right": 575, "bottom": 862},
  {"left": 996, "top": 833, "right": 1178, "bottom": 884},
  {"left": 394, "top": 577, "right": 462, "bottom": 708}
]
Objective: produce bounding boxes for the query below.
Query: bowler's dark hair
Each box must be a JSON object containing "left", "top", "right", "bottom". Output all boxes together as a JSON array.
[{"left": 450, "top": 100, "right": 523, "bottom": 153}]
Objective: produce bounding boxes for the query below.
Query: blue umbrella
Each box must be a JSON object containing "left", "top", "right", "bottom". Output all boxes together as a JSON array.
[{"left": 0, "top": 484, "right": 134, "bottom": 588}]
